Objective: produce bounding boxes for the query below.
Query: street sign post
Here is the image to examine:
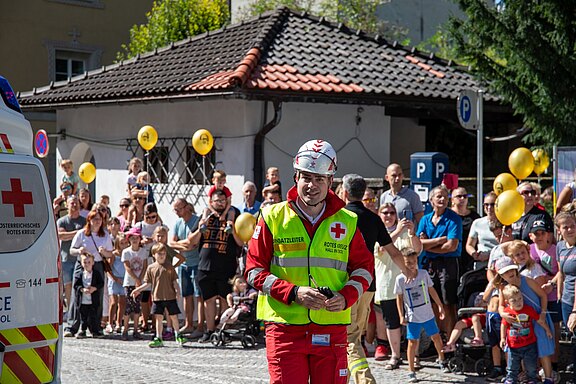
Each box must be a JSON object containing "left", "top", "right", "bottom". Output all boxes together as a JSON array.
[{"left": 457, "top": 89, "right": 484, "bottom": 212}]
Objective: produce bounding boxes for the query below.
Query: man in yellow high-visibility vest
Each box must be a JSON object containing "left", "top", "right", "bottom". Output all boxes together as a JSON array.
[{"left": 245, "top": 139, "right": 374, "bottom": 384}]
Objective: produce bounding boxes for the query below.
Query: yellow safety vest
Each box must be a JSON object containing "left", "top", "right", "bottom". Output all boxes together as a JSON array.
[{"left": 257, "top": 202, "right": 358, "bottom": 325}]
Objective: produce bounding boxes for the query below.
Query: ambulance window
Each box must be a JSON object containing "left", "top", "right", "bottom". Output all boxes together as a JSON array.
[
  {"left": 0, "top": 163, "right": 48, "bottom": 253},
  {"left": 0, "top": 76, "right": 22, "bottom": 114}
]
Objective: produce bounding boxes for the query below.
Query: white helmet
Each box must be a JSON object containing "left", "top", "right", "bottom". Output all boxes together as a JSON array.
[{"left": 293, "top": 139, "right": 337, "bottom": 176}]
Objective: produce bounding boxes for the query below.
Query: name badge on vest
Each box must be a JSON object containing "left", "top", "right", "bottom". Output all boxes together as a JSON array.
[{"left": 311, "top": 334, "right": 330, "bottom": 346}]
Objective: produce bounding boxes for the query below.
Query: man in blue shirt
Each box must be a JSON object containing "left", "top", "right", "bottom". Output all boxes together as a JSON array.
[
  {"left": 417, "top": 185, "right": 462, "bottom": 334},
  {"left": 240, "top": 181, "right": 261, "bottom": 215}
]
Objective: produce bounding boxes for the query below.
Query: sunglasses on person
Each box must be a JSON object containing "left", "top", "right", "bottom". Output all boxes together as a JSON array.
[
  {"left": 98, "top": 208, "right": 107, "bottom": 213},
  {"left": 362, "top": 197, "right": 377, "bottom": 204},
  {"left": 145, "top": 214, "right": 158, "bottom": 220},
  {"left": 483, "top": 202, "right": 495, "bottom": 207},
  {"left": 120, "top": 203, "right": 130, "bottom": 208},
  {"left": 453, "top": 194, "right": 468, "bottom": 199},
  {"left": 520, "top": 190, "right": 537, "bottom": 196},
  {"left": 380, "top": 211, "right": 396, "bottom": 216}
]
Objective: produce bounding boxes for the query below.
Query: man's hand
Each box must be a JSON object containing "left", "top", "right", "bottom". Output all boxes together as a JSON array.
[
  {"left": 325, "top": 292, "right": 345, "bottom": 312},
  {"left": 400, "top": 315, "right": 407, "bottom": 326},
  {"left": 568, "top": 313, "right": 576, "bottom": 332},
  {"left": 295, "top": 286, "right": 327, "bottom": 310}
]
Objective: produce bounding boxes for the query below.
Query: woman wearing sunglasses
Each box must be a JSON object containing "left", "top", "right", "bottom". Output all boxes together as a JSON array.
[
  {"left": 374, "top": 203, "right": 422, "bottom": 370},
  {"left": 116, "top": 198, "right": 132, "bottom": 232},
  {"left": 128, "top": 190, "right": 147, "bottom": 228},
  {"left": 132, "top": 202, "right": 163, "bottom": 333},
  {"left": 465, "top": 191, "right": 499, "bottom": 271},
  {"left": 512, "top": 182, "right": 553, "bottom": 243}
]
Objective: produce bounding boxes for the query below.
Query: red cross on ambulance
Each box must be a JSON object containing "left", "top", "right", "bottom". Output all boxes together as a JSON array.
[
  {"left": 2, "top": 178, "right": 33, "bottom": 217},
  {"left": 329, "top": 222, "right": 347, "bottom": 241}
]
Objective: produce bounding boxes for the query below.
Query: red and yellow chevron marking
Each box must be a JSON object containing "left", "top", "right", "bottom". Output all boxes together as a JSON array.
[
  {"left": 0, "top": 323, "right": 58, "bottom": 384},
  {"left": 0, "top": 133, "right": 14, "bottom": 154}
]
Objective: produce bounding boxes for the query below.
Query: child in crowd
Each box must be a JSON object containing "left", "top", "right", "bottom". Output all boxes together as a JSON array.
[
  {"left": 60, "top": 159, "right": 80, "bottom": 195},
  {"left": 201, "top": 169, "right": 235, "bottom": 233},
  {"left": 132, "top": 243, "right": 187, "bottom": 347},
  {"left": 107, "top": 217, "right": 121, "bottom": 243},
  {"left": 219, "top": 275, "right": 257, "bottom": 326},
  {"left": 394, "top": 248, "right": 449, "bottom": 383},
  {"left": 107, "top": 233, "right": 128, "bottom": 334},
  {"left": 442, "top": 311, "right": 486, "bottom": 352},
  {"left": 483, "top": 221, "right": 516, "bottom": 380},
  {"left": 99, "top": 195, "right": 112, "bottom": 218},
  {"left": 134, "top": 171, "right": 155, "bottom": 203},
  {"left": 151, "top": 225, "right": 185, "bottom": 339},
  {"left": 506, "top": 240, "right": 547, "bottom": 284},
  {"left": 500, "top": 284, "right": 553, "bottom": 384},
  {"left": 70, "top": 253, "right": 104, "bottom": 338},
  {"left": 126, "top": 157, "right": 143, "bottom": 195},
  {"left": 53, "top": 182, "right": 74, "bottom": 218},
  {"left": 261, "top": 166, "right": 282, "bottom": 200},
  {"left": 121, "top": 227, "right": 147, "bottom": 340},
  {"left": 493, "top": 256, "right": 556, "bottom": 384}
]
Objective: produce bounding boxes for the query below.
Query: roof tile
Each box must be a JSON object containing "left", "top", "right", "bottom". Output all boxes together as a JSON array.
[{"left": 19, "top": 7, "right": 494, "bottom": 107}]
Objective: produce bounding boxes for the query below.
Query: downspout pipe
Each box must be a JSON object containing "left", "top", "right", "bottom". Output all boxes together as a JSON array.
[{"left": 254, "top": 100, "right": 282, "bottom": 191}]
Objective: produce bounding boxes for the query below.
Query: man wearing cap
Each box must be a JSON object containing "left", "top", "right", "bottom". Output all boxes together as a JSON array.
[{"left": 245, "top": 140, "right": 374, "bottom": 384}]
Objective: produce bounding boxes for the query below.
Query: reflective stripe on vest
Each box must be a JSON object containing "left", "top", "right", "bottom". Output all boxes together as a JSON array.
[{"left": 257, "top": 202, "right": 357, "bottom": 325}]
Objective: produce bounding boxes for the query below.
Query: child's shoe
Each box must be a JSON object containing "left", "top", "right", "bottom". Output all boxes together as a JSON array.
[
  {"left": 374, "top": 344, "right": 389, "bottom": 361},
  {"left": 148, "top": 337, "right": 163, "bottom": 348},
  {"left": 76, "top": 331, "right": 87, "bottom": 339},
  {"left": 469, "top": 337, "right": 484, "bottom": 346},
  {"left": 408, "top": 372, "right": 418, "bottom": 383},
  {"left": 176, "top": 335, "right": 188, "bottom": 346},
  {"left": 438, "top": 360, "right": 450, "bottom": 373},
  {"left": 224, "top": 224, "right": 233, "bottom": 234}
]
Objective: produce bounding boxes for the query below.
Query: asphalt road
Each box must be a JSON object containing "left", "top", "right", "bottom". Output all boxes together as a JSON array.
[{"left": 60, "top": 331, "right": 487, "bottom": 383}]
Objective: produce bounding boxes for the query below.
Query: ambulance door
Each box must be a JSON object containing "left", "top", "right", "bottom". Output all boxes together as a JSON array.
[{"left": 0, "top": 154, "right": 61, "bottom": 383}]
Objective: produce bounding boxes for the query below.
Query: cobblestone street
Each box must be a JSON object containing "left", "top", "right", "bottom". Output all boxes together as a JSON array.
[{"left": 61, "top": 333, "right": 486, "bottom": 383}]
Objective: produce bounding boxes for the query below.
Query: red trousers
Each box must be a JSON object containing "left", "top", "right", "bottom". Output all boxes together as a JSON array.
[{"left": 265, "top": 323, "right": 348, "bottom": 384}]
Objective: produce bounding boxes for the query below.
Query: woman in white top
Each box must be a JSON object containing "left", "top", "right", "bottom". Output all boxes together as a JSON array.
[
  {"left": 69, "top": 210, "right": 113, "bottom": 332},
  {"left": 466, "top": 192, "right": 499, "bottom": 270},
  {"left": 375, "top": 203, "right": 422, "bottom": 370}
]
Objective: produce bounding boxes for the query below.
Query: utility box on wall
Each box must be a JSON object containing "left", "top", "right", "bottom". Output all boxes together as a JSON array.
[{"left": 410, "top": 152, "right": 449, "bottom": 203}]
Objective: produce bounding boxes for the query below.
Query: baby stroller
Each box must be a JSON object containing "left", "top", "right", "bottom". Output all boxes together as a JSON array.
[
  {"left": 210, "top": 299, "right": 260, "bottom": 349},
  {"left": 445, "top": 267, "right": 493, "bottom": 376}
]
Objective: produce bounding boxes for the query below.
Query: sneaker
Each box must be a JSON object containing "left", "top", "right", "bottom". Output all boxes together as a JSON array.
[
  {"left": 224, "top": 224, "right": 233, "bottom": 234},
  {"left": 189, "top": 329, "right": 205, "bottom": 339},
  {"left": 543, "top": 379, "right": 554, "bottom": 384},
  {"left": 76, "top": 331, "right": 87, "bottom": 339},
  {"left": 63, "top": 329, "right": 74, "bottom": 338},
  {"left": 374, "top": 344, "right": 389, "bottom": 361},
  {"left": 176, "top": 335, "right": 188, "bottom": 345},
  {"left": 133, "top": 331, "right": 142, "bottom": 340},
  {"left": 121, "top": 332, "right": 129, "bottom": 341},
  {"left": 408, "top": 372, "right": 418, "bottom": 383},
  {"left": 148, "top": 337, "right": 163, "bottom": 348},
  {"left": 439, "top": 360, "right": 450, "bottom": 373},
  {"left": 486, "top": 367, "right": 503, "bottom": 382},
  {"left": 162, "top": 329, "right": 174, "bottom": 340},
  {"left": 539, "top": 368, "right": 560, "bottom": 384},
  {"left": 92, "top": 332, "right": 105, "bottom": 339},
  {"left": 198, "top": 331, "right": 213, "bottom": 343}
]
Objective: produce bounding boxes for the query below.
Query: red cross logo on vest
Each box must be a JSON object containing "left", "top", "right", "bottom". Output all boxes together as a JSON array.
[
  {"left": 329, "top": 222, "right": 347, "bottom": 241},
  {"left": 2, "top": 178, "right": 33, "bottom": 217}
]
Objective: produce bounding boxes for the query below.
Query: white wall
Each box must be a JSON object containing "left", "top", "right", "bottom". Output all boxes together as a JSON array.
[
  {"left": 54, "top": 99, "right": 392, "bottom": 230},
  {"left": 264, "top": 102, "right": 390, "bottom": 192}
]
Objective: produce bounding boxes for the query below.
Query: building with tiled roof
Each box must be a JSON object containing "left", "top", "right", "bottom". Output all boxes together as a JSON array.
[{"left": 18, "top": 7, "right": 517, "bottom": 218}]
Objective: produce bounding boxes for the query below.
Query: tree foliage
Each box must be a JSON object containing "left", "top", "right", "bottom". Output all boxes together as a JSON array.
[
  {"left": 448, "top": 0, "right": 576, "bottom": 146},
  {"left": 237, "top": 0, "right": 407, "bottom": 41},
  {"left": 117, "top": 0, "right": 229, "bottom": 61}
]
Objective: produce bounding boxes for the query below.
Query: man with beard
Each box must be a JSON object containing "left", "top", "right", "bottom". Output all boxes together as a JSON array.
[{"left": 187, "top": 189, "right": 243, "bottom": 343}]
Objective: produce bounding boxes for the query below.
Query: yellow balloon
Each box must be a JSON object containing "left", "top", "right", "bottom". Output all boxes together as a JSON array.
[
  {"left": 138, "top": 125, "right": 158, "bottom": 151},
  {"left": 532, "top": 149, "right": 550, "bottom": 175},
  {"left": 78, "top": 162, "right": 96, "bottom": 184},
  {"left": 235, "top": 212, "right": 257, "bottom": 243},
  {"left": 493, "top": 173, "right": 518, "bottom": 196},
  {"left": 192, "top": 129, "right": 214, "bottom": 156},
  {"left": 508, "top": 147, "right": 534, "bottom": 180},
  {"left": 495, "top": 190, "right": 524, "bottom": 226}
]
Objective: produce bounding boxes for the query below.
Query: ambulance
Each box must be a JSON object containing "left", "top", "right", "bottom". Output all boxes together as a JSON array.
[{"left": 0, "top": 76, "right": 62, "bottom": 383}]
